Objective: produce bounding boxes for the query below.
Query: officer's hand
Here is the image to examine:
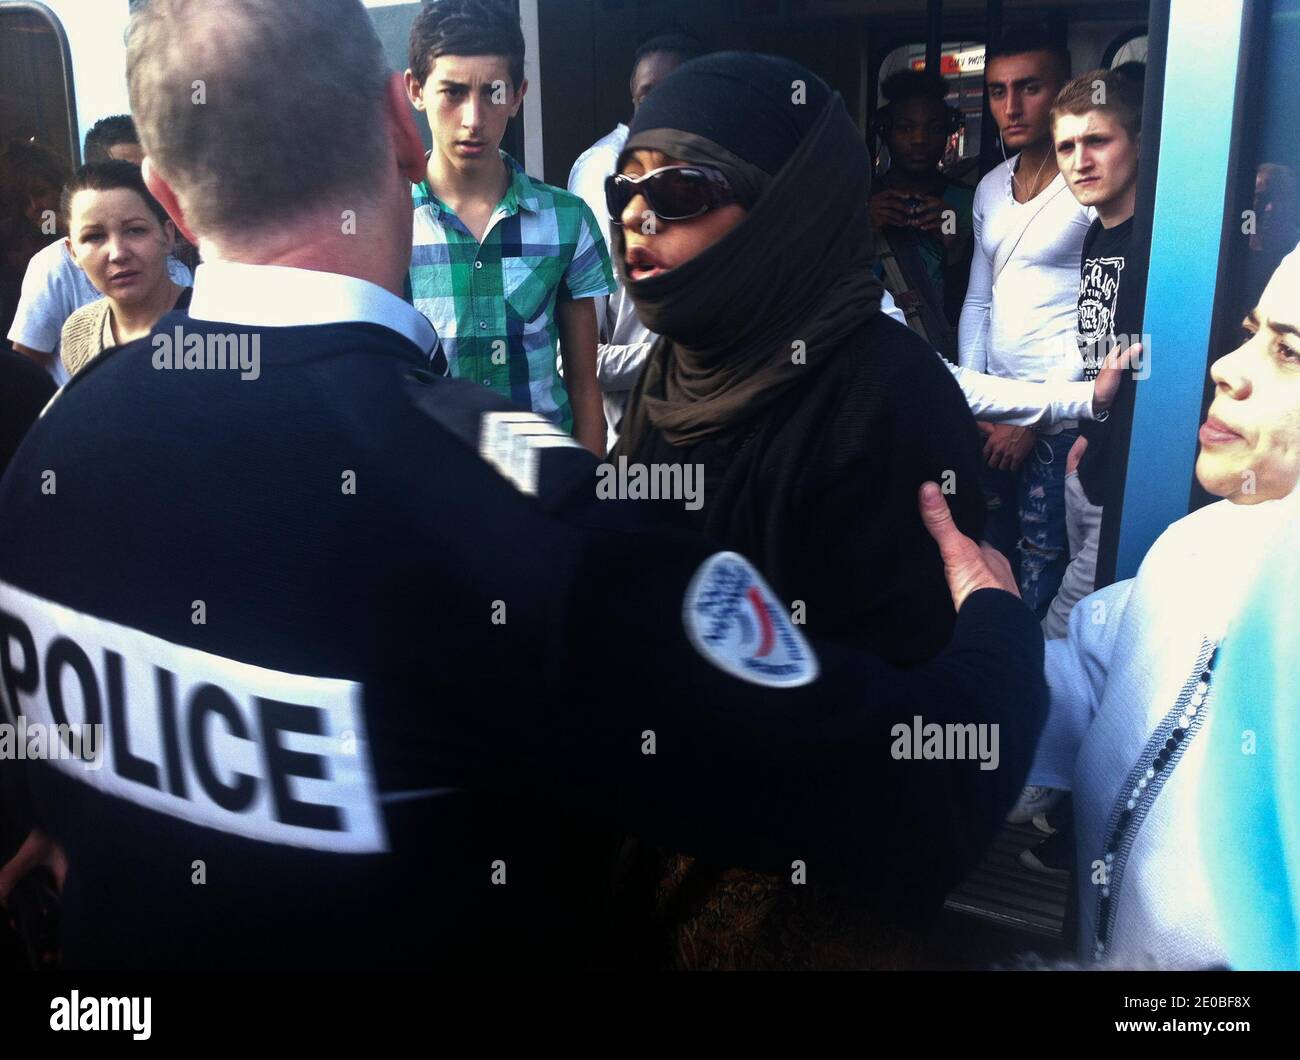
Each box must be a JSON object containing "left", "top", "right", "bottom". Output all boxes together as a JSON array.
[{"left": 918, "top": 482, "right": 1020, "bottom": 610}]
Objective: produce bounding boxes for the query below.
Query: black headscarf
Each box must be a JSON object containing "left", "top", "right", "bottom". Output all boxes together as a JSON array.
[{"left": 612, "top": 52, "right": 884, "bottom": 453}]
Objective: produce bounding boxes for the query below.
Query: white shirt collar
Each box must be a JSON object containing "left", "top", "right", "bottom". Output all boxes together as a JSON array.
[{"left": 188, "top": 260, "right": 438, "bottom": 356}]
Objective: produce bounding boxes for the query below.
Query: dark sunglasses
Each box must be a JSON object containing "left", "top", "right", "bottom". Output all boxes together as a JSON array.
[{"left": 605, "top": 164, "right": 737, "bottom": 225}]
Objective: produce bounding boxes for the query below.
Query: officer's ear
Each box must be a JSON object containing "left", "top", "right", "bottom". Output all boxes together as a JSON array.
[
  {"left": 386, "top": 71, "right": 427, "bottom": 183},
  {"left": 142, "top": 158, "right": 200, "bottom": 247}
]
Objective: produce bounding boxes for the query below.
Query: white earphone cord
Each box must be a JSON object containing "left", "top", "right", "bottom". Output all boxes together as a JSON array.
[{"left": 1001, "top": 132, "right": 1052, "bottom": 200}]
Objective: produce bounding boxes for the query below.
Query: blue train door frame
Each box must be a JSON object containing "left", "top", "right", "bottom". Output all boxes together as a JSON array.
[{"left": 1102, "top": 0, "right": 1256, "bottom": 582}]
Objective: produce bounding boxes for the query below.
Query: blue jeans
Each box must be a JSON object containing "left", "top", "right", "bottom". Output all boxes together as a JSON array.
[{"left": 980, "top": 430, "right": 1077, "bottom": 620}]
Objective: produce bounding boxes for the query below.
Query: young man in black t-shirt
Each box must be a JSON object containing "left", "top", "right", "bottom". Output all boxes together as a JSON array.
[
  {"left": 1042, "top": 65, "right": 1146, "bottom": 640},
  {"left": 1014, "top": 67, "right": 1146, "bottom": 871}
]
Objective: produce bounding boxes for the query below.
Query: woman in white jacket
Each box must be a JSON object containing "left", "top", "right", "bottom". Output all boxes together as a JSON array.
[{"left": 1030, "top": 248, "right": 1300, "bottom": 968}]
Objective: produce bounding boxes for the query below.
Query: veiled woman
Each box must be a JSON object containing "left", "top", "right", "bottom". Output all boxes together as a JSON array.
[{"left": 607, "top": 52, "right": 992, "bottom": 968}]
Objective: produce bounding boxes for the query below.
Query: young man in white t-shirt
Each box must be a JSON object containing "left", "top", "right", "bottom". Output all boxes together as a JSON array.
[
  {"left": 959, "top": 29, "right": 1093, "bottom": 827},
  {"left": 959, "top": 30, "right": 1093, "bottom": 625}
]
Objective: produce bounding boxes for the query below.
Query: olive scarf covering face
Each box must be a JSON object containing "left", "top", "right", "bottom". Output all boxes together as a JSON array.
[{"left": 612, "top": 92, "right": 884, "bottom": 454}]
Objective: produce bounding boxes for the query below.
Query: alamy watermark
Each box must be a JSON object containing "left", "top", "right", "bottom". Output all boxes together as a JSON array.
[
  {"left": 152, "top": 325, "right": 261, "bottom": 380},
  {"left": 890, "top": 715, "right": 1000, "bottom": 771},
  {"left": 50, "top": 991, "right": 151, "bottom": 1040},
  {"left": 0, "top": 718, "right": 103, "bottom": 769},
  {"left": 595, "top": 456, "right": 704, "bottom": 511},
  {"left": 1066, "top": 331, "right": 1152, "bottom": 381}
]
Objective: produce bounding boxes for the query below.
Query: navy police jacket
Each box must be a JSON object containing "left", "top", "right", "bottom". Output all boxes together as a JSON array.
[{"left": 0, "top": 311, "right": 1046, "bottom": 968}]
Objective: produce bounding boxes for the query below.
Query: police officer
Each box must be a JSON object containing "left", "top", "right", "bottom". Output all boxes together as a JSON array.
[{"left": 0, "top": 0, "right": 1044, "bottom": 969}]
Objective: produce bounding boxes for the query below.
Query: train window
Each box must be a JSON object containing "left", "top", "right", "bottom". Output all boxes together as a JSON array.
[
  {"left": 363, "top": 1, "right": 434, "bottom": 155},
  {"left": 1105, "top": 30, "right": 1149, "bottom": 69},
  {"left": 877, "top": 41, "right": 985, "bottom": 165},
  {"left": 0, "top": 4, "right": 76, "bottom": 167},
  {"left": 1218, "top": 0, "right": 1299, "bottom": 335},
  {"left": 1181, "top": 0, "right": 1300, "bottom": 512}
]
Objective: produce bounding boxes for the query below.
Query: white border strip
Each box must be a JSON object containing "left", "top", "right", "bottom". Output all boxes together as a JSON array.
[{"left": 519, "top": 0, "right": 544, "bottom": 179}]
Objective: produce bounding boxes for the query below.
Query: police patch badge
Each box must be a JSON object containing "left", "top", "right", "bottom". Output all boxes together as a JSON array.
[{"left": 682, "top": 552, "right": 819, "bottom": 688}]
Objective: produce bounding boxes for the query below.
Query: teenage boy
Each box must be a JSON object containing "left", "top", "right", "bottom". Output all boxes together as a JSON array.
[
  {"left": 959, "top": 29, "right": 1093, "bottom": 622},
  {"left": 1041, "top": 64, "right": 1146, "bottom": 639},
  {"left": 405, "top": 0, "right": 615, "bottom": 455}
]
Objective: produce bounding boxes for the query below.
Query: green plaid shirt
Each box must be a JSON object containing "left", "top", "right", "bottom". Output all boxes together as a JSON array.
[{"left": 409, "top": 152, "right": 616, "bottom": 432}]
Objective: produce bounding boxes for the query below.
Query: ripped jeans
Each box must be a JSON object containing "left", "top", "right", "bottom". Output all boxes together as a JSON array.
[{"left": 979, "top": 430, "right": 1078, "bottom": 621}]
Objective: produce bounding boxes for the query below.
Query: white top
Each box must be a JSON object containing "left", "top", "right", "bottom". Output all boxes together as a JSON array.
[
  {"left": 569, "top": 124, "right": 660, "bottom": 449},
  {"left": 189, "top": 260, "right": 439, "bottom": 356},
  {"left": 958, "top": 157, "right": 1094, "bottom": 387},
  {"left": 942, "top": 356, "right": 1097, "bottom": 428},
  {"left": 596, "top": 283, "right": 656, "bottom": 450},
  {"left": 567, "top": 123, "right": 628, "bottom": 259},
  {"left": 1029, "top": 489, "right": 1300, "bottom": 967},
  {"left": 8, "top": 239, "right": 193, "bottom": 385}
]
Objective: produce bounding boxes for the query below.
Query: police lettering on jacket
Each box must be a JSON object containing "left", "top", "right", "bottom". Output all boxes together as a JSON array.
[{"left": 0, "top": 580, "right": 386, "bottom": 853}]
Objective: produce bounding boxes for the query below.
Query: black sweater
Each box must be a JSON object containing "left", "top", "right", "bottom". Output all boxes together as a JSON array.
[{"left": 632, "top": 311, "right": 988, "bottom": 666}]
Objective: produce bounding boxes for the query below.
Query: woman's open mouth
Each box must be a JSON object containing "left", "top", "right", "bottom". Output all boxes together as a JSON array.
[{"left": 625, "top": 245, "right": 668, "bottom": 281}]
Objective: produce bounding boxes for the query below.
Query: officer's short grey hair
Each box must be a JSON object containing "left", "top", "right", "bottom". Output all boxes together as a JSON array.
[{"left": 127, "top": 0, "right": 390, "bottom": 238}]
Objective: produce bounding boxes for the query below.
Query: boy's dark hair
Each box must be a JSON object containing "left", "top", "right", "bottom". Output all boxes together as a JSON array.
[
  {"left": 60, "top": 159, "right": 171, "bottom": 228},
  {"left": 880, "top": 68, "right": 949, "bottom": 107},
  {"left": 83, "top": 114, "right": 139, "bottom": 163},
  {"left": 408, "top": 0, "right": 525, "bottom": 92},
  {"left": 633, "top": 32, "right": 705, "bottom": 69},
  {"left": 987, "top": 26, "right": 1072, "bottom": 82}
]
